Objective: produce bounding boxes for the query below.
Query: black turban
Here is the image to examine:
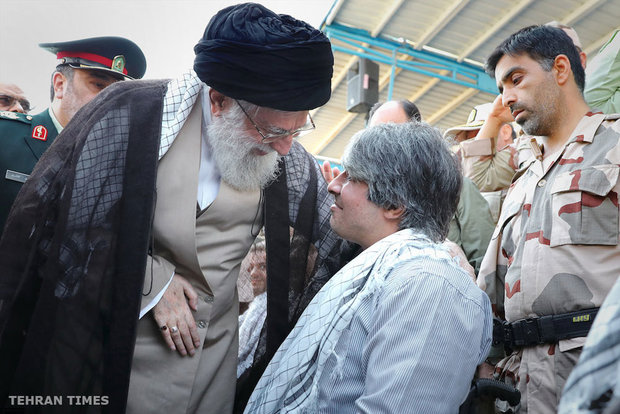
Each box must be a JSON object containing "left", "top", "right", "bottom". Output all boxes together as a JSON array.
[{"left": 194, "top": 2, "right": 334, "bottom": 111}]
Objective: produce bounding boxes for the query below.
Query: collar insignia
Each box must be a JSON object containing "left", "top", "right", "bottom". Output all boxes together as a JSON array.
[{"left": 0, "top": 111, "right": 19, "bottom": 120}]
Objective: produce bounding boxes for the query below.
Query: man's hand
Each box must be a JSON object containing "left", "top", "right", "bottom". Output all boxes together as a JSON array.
[
  {"left": 489, "top": 94, "right": 514, "bottom": 124},
  {"left": 474, "top": 94, "right": 515, "bottom": 144},
  {"left": 477, "top": 362, "right": 495, "bottom": 379},
  {"left": 321, "top": 160, "right": 341, "bottom": 184},
  {"left": 153, "top": 274, "right": 201, "bottom": 356}
]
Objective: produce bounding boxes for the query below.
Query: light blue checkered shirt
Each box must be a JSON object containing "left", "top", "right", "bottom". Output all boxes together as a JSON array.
[{"left": 246, "top": 230, "right": 492, "bottom": 413}]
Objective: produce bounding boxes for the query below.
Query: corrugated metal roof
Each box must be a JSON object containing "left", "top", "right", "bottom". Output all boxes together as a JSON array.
[{"left": 303, "top": 0, "right": 620, "bottom": 161}]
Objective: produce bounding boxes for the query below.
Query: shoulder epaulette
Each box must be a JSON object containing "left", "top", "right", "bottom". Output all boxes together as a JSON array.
[
  {"left": 603, "top": 112, "right": 620, "bottom": 121},
  {"left": 0, "top": 111, "right": 31, "bottom": 124}
]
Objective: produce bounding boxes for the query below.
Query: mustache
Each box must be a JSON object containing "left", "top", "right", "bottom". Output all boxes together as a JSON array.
[
  {"left": 510, "top": 104, "right": 526, "bottom": 116},
  {"left": 255, "top": 142, "right": 276, "bottom": 153}
]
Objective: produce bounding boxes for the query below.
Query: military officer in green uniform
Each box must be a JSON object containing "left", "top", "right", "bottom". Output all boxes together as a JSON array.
[
  {"left": 0, "top": 36, "right": 146, "bottom": 231},
  {"left": 0, "top": 83, "right": 30, "bottom": 113}
]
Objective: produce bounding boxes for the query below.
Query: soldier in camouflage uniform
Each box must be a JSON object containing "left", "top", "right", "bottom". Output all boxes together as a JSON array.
[
  {"left": 448, "top": 101, "right": 522, "bottom": 224},
  {"left": 459, "top": 97, "right": 531, "bottom": 195},
  {"left": 459, "top": 23, "right": 596, "bottom": 207},
  {"left": 477, "top": 25, "right": 620, "bottom": 413}
]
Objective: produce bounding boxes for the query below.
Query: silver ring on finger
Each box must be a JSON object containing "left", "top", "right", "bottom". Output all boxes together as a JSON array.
[{"left": 170, "top": 326, "right": 179, "bottom": 334}]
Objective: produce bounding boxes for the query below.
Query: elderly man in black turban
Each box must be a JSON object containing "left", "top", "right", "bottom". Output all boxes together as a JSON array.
[{"left": 0, "top": 3, "right": 339, "bottom": 414}]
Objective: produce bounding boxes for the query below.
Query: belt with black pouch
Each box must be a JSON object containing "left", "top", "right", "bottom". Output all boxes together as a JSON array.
[{"left": 493, "top": 308, "right": 599, "bottom": 352}]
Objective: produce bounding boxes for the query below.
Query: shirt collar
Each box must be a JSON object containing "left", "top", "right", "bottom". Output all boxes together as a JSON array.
[
  {"left": 566, "top": 111, "right": 607, "bottom": 145},
  {"left": 48, "top": 107, "right": 63, "bottom": 133}
]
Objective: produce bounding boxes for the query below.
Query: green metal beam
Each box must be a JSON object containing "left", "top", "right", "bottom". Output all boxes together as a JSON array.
[{"left": 324, "top": 23, "right": 498, "bottom": 95}]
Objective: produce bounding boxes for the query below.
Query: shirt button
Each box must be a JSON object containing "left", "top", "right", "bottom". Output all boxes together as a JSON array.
[
  {"left": 537, "top": 179, "right": 547, "bottom": 187},
  {"left": 204, "top": 294, "right": 214, "bottom": 303},
  {"left": 197, "top": 320, "right": 207, "bottom": 329}
]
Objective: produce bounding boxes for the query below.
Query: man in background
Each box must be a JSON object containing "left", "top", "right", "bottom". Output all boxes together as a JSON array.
[
  {"left": 0, "top": 83, "right": 30, "bottom": 113},
  {"left": 453, "top": 100, "right": 519, "bottom": 223},
  {"left": 0, "top": 36, "right": 146, "bottom": 231},
  {"left": 238, "top": 238, "right": 268, "bottom": 378},
  {"left": 448, "top": 102, "right": 517, "bottom": 192},
  {"left": 584, "top": 28, "right": 620, "bottom": 114}
]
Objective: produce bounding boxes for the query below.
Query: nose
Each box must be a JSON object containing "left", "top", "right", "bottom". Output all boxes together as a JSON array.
[
  {"left": 9, "top": 101, "right": 25, "bottom": 114},
  {"left": 328, "top": 173, "right": 344, "bottom": 196},
  {"left": 250, "top": 266, "right": 258, "bottom": 277},
  {"left": 502, "top": 88, "right": 516, "bottom": 109},
  {"left": 269, "top": 134, "right": 294, "bottom": 156}
]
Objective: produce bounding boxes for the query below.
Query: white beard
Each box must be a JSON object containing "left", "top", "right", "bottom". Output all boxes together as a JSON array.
[{"left": 206, "top": 113, "right": 281, "bottom": 192}]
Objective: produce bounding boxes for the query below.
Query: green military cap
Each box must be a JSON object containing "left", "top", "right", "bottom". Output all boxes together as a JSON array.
[{"left": 39, "top": 36, "right": 147, "bottom": 80}]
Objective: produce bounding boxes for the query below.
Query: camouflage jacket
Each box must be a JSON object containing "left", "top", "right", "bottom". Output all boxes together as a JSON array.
[
  {"left": 478, "top": 112, "right": 620, "bottom": 347},
  {"left": 460, "top": 134, "right": 534, "bottom": 193},
  {"left": 460, "top": 137, "right": 518, "bottom": 192}
]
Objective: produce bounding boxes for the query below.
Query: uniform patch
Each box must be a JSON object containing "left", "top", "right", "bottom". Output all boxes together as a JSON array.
[{"left": 32, "top": 125, "right": 48, "bottom": 141}]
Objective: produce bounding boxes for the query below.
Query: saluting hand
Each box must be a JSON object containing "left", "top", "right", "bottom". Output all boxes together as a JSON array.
[{"left": 489, "top": 94, "right": 514, "bottom": 124}]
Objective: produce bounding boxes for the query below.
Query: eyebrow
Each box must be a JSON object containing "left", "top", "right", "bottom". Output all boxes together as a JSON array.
[
  {"left": 497, "top": 65, "right": 523, "bottom": 91},
  {"left": 262, "top": 118, "right": 307, "bottom": 135},
  {"left": 267, "top": 126, "right": 293, "bottom": 135}
]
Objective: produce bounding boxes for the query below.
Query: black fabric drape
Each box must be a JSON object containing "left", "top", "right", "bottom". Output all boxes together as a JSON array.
[
  {"left": 0, "top": 80, "right": 166, "bottom": 413},
  {"left": 234, "top": 143, "right": 343, "bottom": 413},
  {"left": 264, "top": 158, "right": 290, "bottom": 358}
]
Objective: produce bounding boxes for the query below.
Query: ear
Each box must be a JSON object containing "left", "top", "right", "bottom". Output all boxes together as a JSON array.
[
  {"left": 497, "top": 123, "right": 514, "bottom": 149},
  {"left": 52, "top": 72, "right": 67, "bottom": 100},
  {"left": 553, "top": 55, "right": 572, "bottom": 87},
  {"left": 209, "top": 89, "right": 228, "bottom": 116},
  {"left": 579, "top": 51, "right": 587, "bottom": 69},
  {"left": 383, "top": 206, "right": 404, "bottom": 221}
]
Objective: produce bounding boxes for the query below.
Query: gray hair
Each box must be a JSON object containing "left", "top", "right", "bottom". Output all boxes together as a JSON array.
[
  {"left": 50, "top": 65, "right": 75, "bottom": 102},
  {"left": 342, "top": 122, "right": 462, "bottom": 242}
]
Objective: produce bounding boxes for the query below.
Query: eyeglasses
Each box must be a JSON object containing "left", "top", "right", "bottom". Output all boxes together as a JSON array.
[
  {"left": 235, "top": 99, "right": 315, "bottom": 143},
  {"left": 0, "top": 94, "right": 31, "bottom": 113}
]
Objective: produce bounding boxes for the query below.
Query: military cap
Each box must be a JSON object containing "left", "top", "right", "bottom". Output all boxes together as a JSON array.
[
  {"left": 443, "top": 103, "right": 493, "bottom": 137},
  {"left": 39, "top": 36, "right": 146, "bottom": 79}
]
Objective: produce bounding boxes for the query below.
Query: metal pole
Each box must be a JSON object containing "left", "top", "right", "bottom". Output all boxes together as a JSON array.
[{"left": 387, "top": 49, "right": 397, "bottom": 100}]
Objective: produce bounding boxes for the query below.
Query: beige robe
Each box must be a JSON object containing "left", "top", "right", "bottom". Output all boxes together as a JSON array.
[{"left": 127, "top": 99, "right": 261, "bottom": 413}]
